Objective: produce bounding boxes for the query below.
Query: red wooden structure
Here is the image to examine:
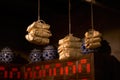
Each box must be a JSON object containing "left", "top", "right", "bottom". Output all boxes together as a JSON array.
[{"left": 0, "top": 54, "right": 94, "bottom": 80}]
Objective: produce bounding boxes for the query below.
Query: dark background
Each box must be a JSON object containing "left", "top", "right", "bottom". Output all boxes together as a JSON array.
[
  {"left": 0, "top": 0, "right": 120, "bottom": 52},
  {"left": 0, "top": 0, "right": 120, "bottom": 80}
]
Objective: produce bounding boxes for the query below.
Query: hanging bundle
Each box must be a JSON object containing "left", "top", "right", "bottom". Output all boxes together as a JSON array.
[
  {"left": 25, "top": 0, "right": 52, "bottom": 45},
  {"left": 83, "top": 0, "right": 102, "bottom": 49},
  {"left": 81, "top": 39, "right": 95, "bottom": 54},
  {"left": 58, "top": 0, "right": 82, "bottom": 60},
  {"left": 25, "top": 20, "right": 52, "bottom": 45},
  {"left": 84, "top": 29, "right": 102, "bottom": 49},
  {"left": 27, "top": 20, "right": 50, "bottom": 33},
  {"left": 58, "top": 34, "right": 81, "bottom": 60}
]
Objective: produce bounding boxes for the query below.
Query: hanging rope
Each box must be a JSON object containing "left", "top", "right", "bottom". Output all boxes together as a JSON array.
[
  {"left": 38, "top": 0, "right": 40, "bottom": 21},
  {"left": 90, "top": 0, "right": 94, "bottom": 47},
  {"left": 68, "top": 0, "right": 71, "bottom": 34},
  {"left": 91, "top": 0, "right": 94, "bottom": 31}
]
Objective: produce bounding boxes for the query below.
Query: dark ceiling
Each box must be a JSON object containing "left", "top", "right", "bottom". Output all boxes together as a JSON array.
[{"left": 0, "top": 0, "right": 120, "bottom": 52}]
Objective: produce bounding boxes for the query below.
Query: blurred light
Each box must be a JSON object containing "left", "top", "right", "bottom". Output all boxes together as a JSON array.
[{"left": 85, "top": 0, "right": 96, "bottom": 3}]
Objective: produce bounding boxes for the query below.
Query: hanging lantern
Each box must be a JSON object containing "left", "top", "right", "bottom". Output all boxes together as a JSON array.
[
  {"left": 29, "top": 49, "right": 43, "bottom": 63},
  {"left": 42, "top": 45, "right": 59, "bottom": 61},
  {"left": 0, "top": 47, "right": 14, "bottom": 63}
]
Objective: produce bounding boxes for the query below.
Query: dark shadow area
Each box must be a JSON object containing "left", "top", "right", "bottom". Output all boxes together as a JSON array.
[{"left": 94, "top": 40, "right": 120, "bottom": 80}]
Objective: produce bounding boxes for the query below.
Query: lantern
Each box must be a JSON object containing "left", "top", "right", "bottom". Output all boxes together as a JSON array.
[
  {"left": 0, "top": 47, "right": 14, "bottom": 63},
  {"left": 29, "top": 49, "right": 43, "bottom": 63},
  {"left": 43, "top": 45, "right": 59, "bottom": 60}
]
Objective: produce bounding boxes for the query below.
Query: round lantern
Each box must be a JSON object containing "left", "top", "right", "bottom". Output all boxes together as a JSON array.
[
  {"left": 42, "top": 45, "right": 59, "bottom": 61},
  {"left": 0, "top": 47, "right": 14, "bottom": 63},
  {"left": 29, "top": 49, "right": 43, "bottom": 63}
]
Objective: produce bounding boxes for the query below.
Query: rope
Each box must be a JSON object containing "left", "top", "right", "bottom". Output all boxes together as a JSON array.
[
  {"left": 91, "top": 0, "right": 94, "bottom": 31},
  {"left": 38, "top": 0, "right": 40, "bottom": 21},
  {"left": 68, "top": 0, "right": 71, "bottom": 35},
  {"left": 90, "top": 0, "right": 94, "bottom": 44}
]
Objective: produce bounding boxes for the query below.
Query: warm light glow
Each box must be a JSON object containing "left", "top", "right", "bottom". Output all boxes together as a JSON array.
[{"left": 85, "top": 0, "right": 96, "bottom": 4}]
